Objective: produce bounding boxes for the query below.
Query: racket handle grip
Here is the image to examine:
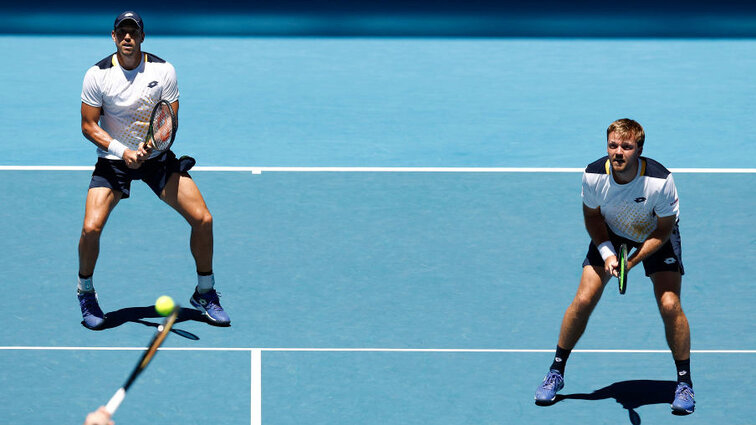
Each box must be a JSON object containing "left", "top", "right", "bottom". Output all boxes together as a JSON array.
[{"left": 105, "top": 387, "right": 126, "bottom": 415}]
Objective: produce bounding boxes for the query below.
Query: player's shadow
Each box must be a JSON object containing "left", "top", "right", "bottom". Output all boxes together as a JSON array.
[
  {"left": 552, "top": 380, "right": 678, "bottom": 424},
  {"left": 84, "top": 306, "right": 223, "bottom": 339}
]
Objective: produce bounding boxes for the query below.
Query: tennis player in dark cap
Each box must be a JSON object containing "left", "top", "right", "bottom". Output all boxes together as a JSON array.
[{"left": 76, "top": 11, "right": 230, "bottom": 328}]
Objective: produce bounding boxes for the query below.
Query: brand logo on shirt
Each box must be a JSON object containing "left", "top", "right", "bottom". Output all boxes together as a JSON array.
[
  {"left": 147, "top": 81, "right": 158, "bottom": 88},
  {"left": 670, "top": 198, "right": 679, "bottom": 206},
  {"left": 678, "top": 371, "right": 687, "bottom": 376},
  {"left": 634, "top": 197, "right": 646, "bottom": 203},
  {"left": 665, "top": 257, "right": 677, "bottom": 264}
]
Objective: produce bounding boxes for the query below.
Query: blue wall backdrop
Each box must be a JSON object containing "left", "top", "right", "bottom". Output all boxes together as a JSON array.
[{"left": 3, "top": 0, "right": 756, "bottom": 36}]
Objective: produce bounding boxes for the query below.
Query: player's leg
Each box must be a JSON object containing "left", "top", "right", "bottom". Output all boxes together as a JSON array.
[
  {"left": 79, "top": 187, "right": 122, "bottom": 277},
  {"left": 535, "top": 264, "right": 611, "bottom": 404},
  {"left": 651, "top": 271, "right": 694, "bottom": 414},
  {"left": 643, "top": 223, "right": 693, "bottom": 414},
  {"left": 161, "top": 172, "right": 213, "bottom": 272},
  {"left": 160, "top": 172, "right": 230, "bottom": 325},
  {"left": 558, "top": 265, "right": 611, "bottom": 350},
  {"left": 78, "top": 187, "right": 122, "bottom": 329},
  {"left": 652, "top": 271, "right": 690, "bottom": 363}
]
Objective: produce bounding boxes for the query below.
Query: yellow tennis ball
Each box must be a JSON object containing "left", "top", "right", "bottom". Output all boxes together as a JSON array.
[{"left": 155, "top": 295, "right": 175, "bottom": 316}]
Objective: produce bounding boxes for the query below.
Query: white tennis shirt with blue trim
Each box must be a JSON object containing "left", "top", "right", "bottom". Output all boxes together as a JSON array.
[
  {"left": 81, "top": 52, "right": 179, "bottom": 159},
  {"left": 581, "top": 156, "right": 680, "bottom": 243}
]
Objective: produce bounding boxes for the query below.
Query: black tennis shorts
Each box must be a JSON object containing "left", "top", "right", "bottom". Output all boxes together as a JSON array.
[
  {"left": 88, "top": 151, "right": 196, "bottom": 199},
  {"left": 583, "top": 223, "right": 685, "bottom": 276}
]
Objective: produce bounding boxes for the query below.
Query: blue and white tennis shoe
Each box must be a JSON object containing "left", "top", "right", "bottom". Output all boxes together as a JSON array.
[
  {"left": 671, "top": 382, "right": 695, "bottom": 414},
  {"left": 190, "top": 287, "right": 230, "bottom": 325},
  {"left": 534, "top": 370, "right": 564, "bottom": 404},
  {"left": 78, "top": 290, "right": 105, "bottom": 329}
]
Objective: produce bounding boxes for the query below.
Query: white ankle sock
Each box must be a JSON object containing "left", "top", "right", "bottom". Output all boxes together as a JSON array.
[
  {"left": 78, "top": 275, "right": 94, "bottom": 293},
  {"left": 197, "top": 273, "right": 215, "bottom": 293}
]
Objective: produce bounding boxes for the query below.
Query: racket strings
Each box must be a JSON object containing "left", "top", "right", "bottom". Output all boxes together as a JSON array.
[{"left": 150, "top": 104, "right": 174, "bottom": 151}]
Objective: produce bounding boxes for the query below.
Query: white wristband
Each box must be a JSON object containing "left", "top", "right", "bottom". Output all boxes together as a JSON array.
[
  {"left": 107, "top": 139, "right": 128, "bottom": 159},
  {"left": 597, "top": 241, "right": 616, "bottom": 261}
]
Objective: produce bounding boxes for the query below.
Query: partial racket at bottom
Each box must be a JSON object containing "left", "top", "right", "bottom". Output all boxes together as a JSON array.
[{"left": 104, "top": 306, "right": 180, "bottom": 414}]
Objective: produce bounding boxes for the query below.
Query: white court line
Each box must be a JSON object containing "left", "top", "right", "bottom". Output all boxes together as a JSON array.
[
  {"left": 250, "top": 349, "right": 261, "bottom": 425},
  {"left": 0, "top": 165, "right": 755, "bottom": 173},
  {"left": 7, "top": 345, "right": 751, "bottom": 425},
  {"left": 1, "top": 346, "right": 754, "bottom": 353}
]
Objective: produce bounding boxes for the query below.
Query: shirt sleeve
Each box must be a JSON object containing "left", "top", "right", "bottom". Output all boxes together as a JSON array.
[
  {"left": 81, "top": 67, "right": 102, "bottom": 107},
  {"left": 581, "top": 172, "right": 599, "bottom": 209},
  {"left": 161, "top": 63, "right": 179, "bottom": 103},
  {"left": 654, "top": 174, "right": 680, "bottom": 218}
]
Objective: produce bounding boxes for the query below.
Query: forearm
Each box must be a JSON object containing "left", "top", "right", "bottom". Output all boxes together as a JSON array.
[
  {"left": 81, "top": 102, "right": 130, "bottom": 159},
  {"left": 583, "top": 205, "right": 620, "bottom": 276},
  {"left": 583, "top": 205, "right": 614, "bottom": 258},
  {"left": 628, "top": 215, "right": 676, "bottom": 268},
  {"left": 82, "top": 120, "right": 134, "bottom": 160},
  {"left": 82, "top": 121, "right": 114, "bottom": 151},
  {"left": 628, "top": 227, "right": 670, "bottom": 268},
  {"left": 585, "top": 215, "right": 610, "bottom": 248}
]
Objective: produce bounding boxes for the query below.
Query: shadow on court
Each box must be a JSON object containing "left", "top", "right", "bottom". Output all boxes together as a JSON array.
[
  {"left": 81, "top": 306, "right": 228, "bottom": 339},
  {"left": 552, "top": 380, "right": 678, "bottom": 424}
]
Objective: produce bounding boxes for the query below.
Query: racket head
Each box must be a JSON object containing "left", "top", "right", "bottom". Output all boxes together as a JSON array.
[
  {"left": 146, "top": 99, "right": 177, "bottom": 153},
  {"left": 618, "top": 243, "right": 628, "bottom": 294}
]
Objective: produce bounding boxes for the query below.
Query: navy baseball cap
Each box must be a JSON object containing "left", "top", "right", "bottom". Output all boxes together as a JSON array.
[{"left": 114, "top": 11, "right": 143, "bottom": 30}]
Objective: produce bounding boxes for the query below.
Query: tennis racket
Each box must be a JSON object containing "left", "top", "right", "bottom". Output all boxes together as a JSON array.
[
  {"left": 618, "top": 243, "right": 628, "bottom": 295},
  {"left": 143, "top": 99, "right": 177, "bottom": 153},
  {"left": 104, "top": 305, "right": 180, "bottom": 415}
]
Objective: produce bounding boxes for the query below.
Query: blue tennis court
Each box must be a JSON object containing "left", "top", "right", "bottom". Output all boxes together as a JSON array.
[{"left": 1, "top": 28, "right": 755, "bottom": 425}]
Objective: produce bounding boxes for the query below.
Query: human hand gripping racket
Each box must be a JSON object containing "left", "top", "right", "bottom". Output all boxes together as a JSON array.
[
  {"left": 104, "top": 305, "right": 180, "bottom": 415},
  {"left": 139, "top": 99, "right": 177, "bottom": 157},
  {"left": 618, "top": 243, "right": 628, "bottom": 295}
]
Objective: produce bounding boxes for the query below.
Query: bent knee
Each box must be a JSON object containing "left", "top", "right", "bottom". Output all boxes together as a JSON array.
[
  {"left": 190, "top": 210, "right": 213, "bottom": 229},
  {"left": 658, "top": 296, "right": 683, "bottom": 318},
  {"left": 200, "top": 211, "right": 213, "bottom": 226},
  {"left": 81, "top": 220, "right": 105, "bottom": 238},
  {"left": 572, "top": 292, "right": 600, "bottom": 312}
]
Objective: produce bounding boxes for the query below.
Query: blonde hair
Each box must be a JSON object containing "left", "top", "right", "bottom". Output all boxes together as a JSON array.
[{"left": 607, "top": 118, "right": 645, "bottom": 148}]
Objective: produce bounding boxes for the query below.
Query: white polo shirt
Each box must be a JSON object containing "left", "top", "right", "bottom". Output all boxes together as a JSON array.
[
  {"left": 81, "top": 52, "right": 179, "bottom": 159},
  {"left": 582, "top": 156, "right": 680, "bottom": 243}
]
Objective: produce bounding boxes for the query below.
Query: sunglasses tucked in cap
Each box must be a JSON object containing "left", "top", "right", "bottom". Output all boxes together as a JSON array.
[{"left": 114, "top": 11, "right": 144, "bottom": 30}]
